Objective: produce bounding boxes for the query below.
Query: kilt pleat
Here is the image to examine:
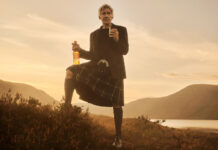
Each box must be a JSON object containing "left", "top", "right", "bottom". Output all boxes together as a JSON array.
[{"left": 66, "top": 61, "right": 124, "bottom": 107}]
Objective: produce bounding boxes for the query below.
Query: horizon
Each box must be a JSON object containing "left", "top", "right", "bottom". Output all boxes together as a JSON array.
[{"left": 1, "top": 0, "right": 218, "bottom": 103}]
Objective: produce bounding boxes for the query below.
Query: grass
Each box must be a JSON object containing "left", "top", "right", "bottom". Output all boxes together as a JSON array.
[{"left": 0, "top": 89, "right": 218, "bottom": 150}]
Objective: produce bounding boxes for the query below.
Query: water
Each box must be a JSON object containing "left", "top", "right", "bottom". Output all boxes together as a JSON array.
[{"left": 151, "top": 119, "right": 218, "bottom": 129}]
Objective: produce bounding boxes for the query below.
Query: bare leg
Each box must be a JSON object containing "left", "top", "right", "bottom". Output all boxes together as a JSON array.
[{"left": 64, "top": 70, "right": 75, "bottom": 105}]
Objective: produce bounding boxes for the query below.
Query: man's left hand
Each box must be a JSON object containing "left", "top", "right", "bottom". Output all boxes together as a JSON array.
[{"left": 109, "top": 28, "right": 119, "bottom": 42}]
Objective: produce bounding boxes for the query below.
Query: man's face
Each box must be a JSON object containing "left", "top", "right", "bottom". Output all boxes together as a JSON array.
[{"left": 99, "top": 8, "right": 113, "bottom": 25}]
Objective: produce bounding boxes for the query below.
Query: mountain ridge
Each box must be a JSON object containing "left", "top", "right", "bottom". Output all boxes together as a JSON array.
[
  {"left": 0, "top": 79, "right": 58, "bottom": 105},
  {"left": 124, "top": 84, "right": 218, "bottom": 119}
]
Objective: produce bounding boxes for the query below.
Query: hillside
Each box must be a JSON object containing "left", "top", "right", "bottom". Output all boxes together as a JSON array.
[
  {"left": 75, "top": 84, "right": 218, "bottom": 119},
  {"left": 124, "top": 84, "right": 218, "bottom": 119},
  {"left": 0, "top": 79, "right": 58, "bottom": 105}
]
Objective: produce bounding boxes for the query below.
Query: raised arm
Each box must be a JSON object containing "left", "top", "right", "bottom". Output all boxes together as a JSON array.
[{"left": 111, "top": 27, "right": 129, "bottom": 55}]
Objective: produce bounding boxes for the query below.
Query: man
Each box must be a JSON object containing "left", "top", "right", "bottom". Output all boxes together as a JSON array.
[{"left": 65, "top": 4, "right": 129, "bottom": 148}]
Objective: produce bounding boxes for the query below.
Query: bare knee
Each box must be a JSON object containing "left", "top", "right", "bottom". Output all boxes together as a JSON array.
[{"left": 65, "top": 70, "right": 73, "bottom": 79}]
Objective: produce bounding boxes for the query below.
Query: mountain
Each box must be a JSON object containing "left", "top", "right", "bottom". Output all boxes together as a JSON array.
[
  {"left": 4, "top": 79, "right": 216, "bottom": 119},
  {"left": 124, "top": 84, "right": 218, "bottom": 119},
  {"left": 0, "top": 79, "right": 58, "bottom": 105},
  {"left": 75, "top": 84, "right": 218, "bottom": 119}
]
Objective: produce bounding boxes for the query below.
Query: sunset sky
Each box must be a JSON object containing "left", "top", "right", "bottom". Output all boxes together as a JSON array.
[{"left": 1, "top": 0, "right": 218, "bottom": 103}]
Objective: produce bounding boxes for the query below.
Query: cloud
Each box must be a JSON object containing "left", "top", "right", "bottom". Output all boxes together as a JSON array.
[
  {"left": 163, "top": 72, "right": 218, "bottom": 82},
  {"left": 125, "top": 20, "right": 218, "bottom": 61},
  {"left": 0, "top": 13, "right": 88, "bottom": 42},
  {"left": 0, "top": 37, "right": 29, "bottom": 48},
  {"left": 162, "top": 73, "right": 188, "bottom": 79},
  {"left": 25, "top": 14, "right": 88, "bottom": 39},
  {"left": 0, "top": 25, "right": 24, "bottom": 30},
  {"left": 0, "top": 13, "right": 91, "bottom": 66},
  {"left": 119, "top": 20, "right": 218, "bottom": 84}
]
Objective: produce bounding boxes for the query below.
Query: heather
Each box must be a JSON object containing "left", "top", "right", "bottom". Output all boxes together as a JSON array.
[{"left": 0, "top": 90, "right": 218, "bottom": 150}]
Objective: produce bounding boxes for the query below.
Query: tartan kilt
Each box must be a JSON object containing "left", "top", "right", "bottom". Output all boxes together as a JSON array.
[{"left": 66, "top": 61, "right": 124, "bottom": 107}]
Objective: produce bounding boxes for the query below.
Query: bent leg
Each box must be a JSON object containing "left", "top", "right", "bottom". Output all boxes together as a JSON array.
[{"left": 64, "top": 70, "right": 75, "bottom": 105}]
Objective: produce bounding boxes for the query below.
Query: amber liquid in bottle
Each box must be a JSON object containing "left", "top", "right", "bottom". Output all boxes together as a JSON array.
[
  {"left": 73, "top": 51, "right": 80, "bottom": 65},
  {"left": 72, "top": 41, "right": 80, "bottom": 65}
]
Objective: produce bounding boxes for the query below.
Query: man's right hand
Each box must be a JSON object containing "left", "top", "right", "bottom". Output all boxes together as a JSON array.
[{"left": 72, "top": 41, "right": 81, "bottom": 51}]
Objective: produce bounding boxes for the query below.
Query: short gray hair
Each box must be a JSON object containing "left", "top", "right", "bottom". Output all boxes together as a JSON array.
[{"left": 98, "top": 4, "right": 113, "bottom": 18}]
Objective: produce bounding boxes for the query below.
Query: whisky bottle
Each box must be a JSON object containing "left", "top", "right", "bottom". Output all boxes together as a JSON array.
[{"left": 72, "top": 41, "right": 80, "bottom": 65}]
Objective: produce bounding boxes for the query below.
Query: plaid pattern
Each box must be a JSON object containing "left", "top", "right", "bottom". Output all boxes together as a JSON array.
[{"left": 67, "top": 62, "right": 124, "bottom": 106}]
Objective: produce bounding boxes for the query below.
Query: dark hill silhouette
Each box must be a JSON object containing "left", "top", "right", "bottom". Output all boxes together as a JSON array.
[
  {"left": 0, "top": 79, "right": 58, "bottom": 105},
  {"left": 124, "top": 84, "right": 218, "bottom": 119}
]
